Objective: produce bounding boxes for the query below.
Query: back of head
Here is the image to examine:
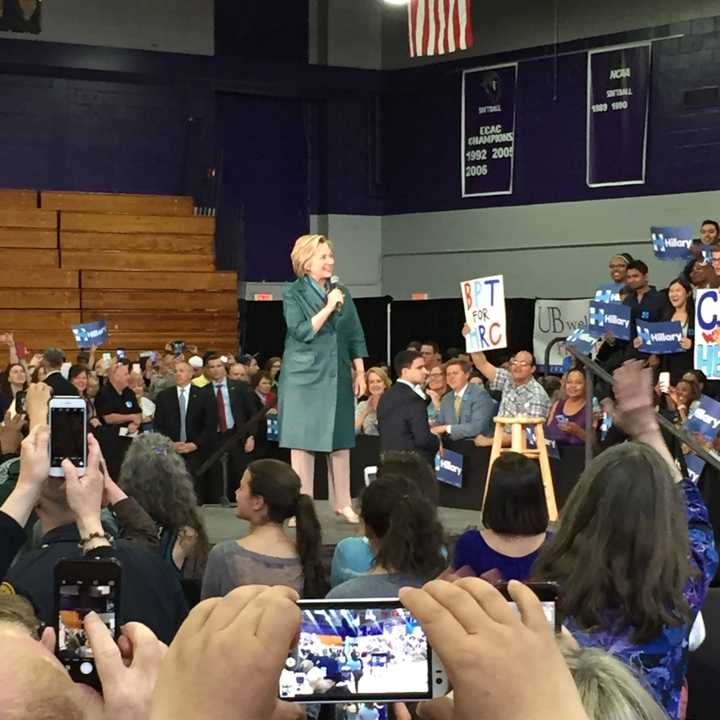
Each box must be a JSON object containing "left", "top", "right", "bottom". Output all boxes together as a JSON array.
[
  {"left": 360, "top": 473, "right": 445, "bottom": 578},
  {"left": 562, "top": 646, "right": 667, "bottom": 720},
  {"left": 247, "top": 459, "right": 327, "bottom": 597},
  {"left": 378, "top": 450, "right": 438, "bottom": 505},
  {"left": 43, "top": 348, "right": 64, "bottom": 370},
  {"left": 393, "top": 350, "right": 421, "bottom": 377},
  {"left": 533, "top": 442, "right": 692, "bottom": 643},
  {"left": 119, "top": 433, "right": 208, "bottom": 554},
  {"left": 482, "top": 452, "right": 548, "bottom": 535}
]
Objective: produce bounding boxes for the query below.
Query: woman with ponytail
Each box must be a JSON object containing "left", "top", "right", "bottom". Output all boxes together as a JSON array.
[
  {"left": 201, "top": 459, "right": 327, "bottom": 599},
  {"left": 327, "top": 473, "right": 446, "bottom": 598}
]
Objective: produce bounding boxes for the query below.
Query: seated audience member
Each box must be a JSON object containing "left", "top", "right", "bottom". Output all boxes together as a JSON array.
[
  {"left": 228, "top": 361, "right": 249, "bottom": 382},
  {"left": 0, "top": 362, "right": 27, "bottom": 419},
  {"left": 377, "top": 350, "right": 439, "bottom": 466},
  {"left": 355, "top": 366, "right": 390, "bottom": 436},
  {"left": 431, "top": 357, "right": 496, "bottom": 442},
  {"left": 664, "top": 377, "right": 701, "bottom": 427},
  {"left": 147, "top": 350, "right": 177, "bottom": 400},
  {"left": 119, "top": 432, "right": 209, "bottom": 582},
  {"left": 327, "top": 473, "right": 446, "bottom": 598},
  {"left": 470, "top": 347, "right": 551, "bottom": 426},
  {"left": 658, "top": 277, "right": 694, "bottom": 384},
  {"left": 129, "top": 371, "right": 156, "bottom": 427},
  {"left": 252, "top": 370, "right": 277, "bottom": 408},
  {"left": 420, "top": 340, "right": 442, "bottom": 372},
  {"left": 330, "top": 451, "right": 438, "bottom": 587},
  {"left": 94, "top": 360, "right": 142, "bottom": 481},
  {"left": 453, "top": 453, "right": 549, "bottom": 581},
  {"left": 689, "top": 258, "right": 718, "bottom": 290},
  {"left": 533, "top": 360, "right": 718, "bottom": 720},
  {"left": 41, "top": 347, "right": 78, "bottom": 397},
  {"left": 265, "top": 356, "right": 282, "bottom": 386},
  {"left": 201, "top": 459, "right": 325, "bottom": 599},
  {"left": 624, "top": 260, "right": 665, "bottom": 361},
  {"left": 426, "top": 363, "right": 449, "bottom": 424},
  {"left": 546, "top": 369, "right": 594, "bottom": 446},
  {"left": 682, "top": 219, "right": 720, "bottom": 282}
]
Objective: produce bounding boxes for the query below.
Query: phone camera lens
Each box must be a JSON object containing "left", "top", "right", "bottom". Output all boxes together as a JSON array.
[{"left": 435, "top": 677, "right": 444, "bottom": 684}]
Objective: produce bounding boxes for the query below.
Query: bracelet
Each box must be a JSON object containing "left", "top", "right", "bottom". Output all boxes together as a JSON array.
[{"left": 78, "top": 531, "right": 114, "bottom": 549}]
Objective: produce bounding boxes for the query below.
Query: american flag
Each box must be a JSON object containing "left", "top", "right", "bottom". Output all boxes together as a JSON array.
[{"left": 408, "top": 0, "right": 474, "bottom": 58}]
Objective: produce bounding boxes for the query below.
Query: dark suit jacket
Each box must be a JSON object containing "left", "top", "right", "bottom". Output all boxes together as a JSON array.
[
  {"left": 43, "top": 371, "right": 79, "bottom": 397},
  {"left": 201, "top": 379, "right": 259, "bottom": 446},
  {"left": 377, "top": 382, "right": 439, "bottom": 465},
  {"left": 154, "top": 384, "right": 206, "bottom": 445}
]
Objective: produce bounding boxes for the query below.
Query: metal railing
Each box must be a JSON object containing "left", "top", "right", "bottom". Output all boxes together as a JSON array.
[{"left": 543, "top": 336, "right": 720, "bottom": 473}]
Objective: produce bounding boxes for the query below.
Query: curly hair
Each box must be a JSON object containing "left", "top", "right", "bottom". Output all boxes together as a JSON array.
[{"left": 118, "top": 432, "right": 209, "bottom": 558}]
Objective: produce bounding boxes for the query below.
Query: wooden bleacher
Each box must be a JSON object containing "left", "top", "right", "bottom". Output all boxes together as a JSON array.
[{"left": 0, "top": 189, "right": 237, "bottom": 362}]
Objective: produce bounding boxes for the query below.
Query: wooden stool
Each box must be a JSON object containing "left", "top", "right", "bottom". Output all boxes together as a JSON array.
[{"left": 484, "top": 416, "right": 558, "bottom": 522}]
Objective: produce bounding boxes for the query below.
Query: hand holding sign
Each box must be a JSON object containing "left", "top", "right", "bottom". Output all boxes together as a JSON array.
[{"left": 461, "top": 275, "right": 507, "bottom": 353}]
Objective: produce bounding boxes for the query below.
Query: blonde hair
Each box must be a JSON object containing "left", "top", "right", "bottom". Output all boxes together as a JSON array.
[
  {"left": 561, "top": 646, "right": 667, "bottom": 720},
  {"left": 366, "top": 366, "right": 391, "bottom": 389},
  {"left": 128, "top": 372, "right": 144, "bottom": 388},
  {"left": 290, "top": 234, "right": 334, "bottom": 278}
]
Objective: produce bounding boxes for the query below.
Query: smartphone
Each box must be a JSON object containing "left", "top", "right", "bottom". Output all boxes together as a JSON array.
[
  {"left": 55, "top": 558, "right": 121, "bottom": 688},
  {"left": 279, "top": 599, "right": 448, "bottom": 704},
  {"left": 102, "top": 352, "right": 112, "bottom": 369},
  {"left": 14, "top": 341, "right": 27, "bottom": 359},
  {"left": 131, "top": 362, "right": 141, "bottom": 375},
  {"left": 496, "top": 581, "right": 561, "bottom": 632},
  {"left": 48, "top": 397, "right": 87, "bottom": 477},
  {"left": 363, "top": 466, "right": 378, "bottom": 486},
  {"left": 116, "top": 348, "right": 126, "bottom": 360},
  {"left": 171, "top": 340, "right": 185, "bottom": 355},
  {"left": 659, "top": 371, "right": 670, "bottom": 393},
  {"left": 14, "top": 389, "right": 26, "bottom": 415},
  {"left": 150, "top": 351, "right": 158, "bottom": 363},
  {"left": 554, "top": 414, "right": 567, "bottom": 425}
]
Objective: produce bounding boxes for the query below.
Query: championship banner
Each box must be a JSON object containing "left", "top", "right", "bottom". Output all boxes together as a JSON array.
[
  {"left": 462, "top": 63, "right": 517, "bottom": 197},
  {"left": 461, "top": 275, "right": 507, "bottom": 353},
  {"left": 651, "top": 225, "right": 695, "bottom": 261},
  {"left": 635, "top": 320, "right": 683, "bottom": 354},
  {"left": 435, "top": 449, "right": 464, "bottom": 488},
  {"left": 695, "top": 289, "right": 720, "bottom": 379},
  {"left": 588, "top": 301, "right": 631, "bottom": 340},
  {"left": 594, "top": 283, "right": 624, "bottom": 304},
  {"left": 587, "top": 43, "right": 650, "bottom": 187},
  {"left": 533, "top": 299, "right": 589, "bottom": 372},
  {"left": 71, "top": 320, "right": 108, "bottom": 349}
]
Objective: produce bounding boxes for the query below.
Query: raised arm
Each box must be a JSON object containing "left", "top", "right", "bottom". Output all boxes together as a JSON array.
[{"left": 470, "top": 351, "right": 497, "bottom": 383}]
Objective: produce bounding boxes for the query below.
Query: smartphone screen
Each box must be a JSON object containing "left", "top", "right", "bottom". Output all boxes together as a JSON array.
[
  {"left": 280, "top": 601, "right": 433, "bottom": 704},
  {"left": 116, "top": 348, "right": 126, "bottom": 360},
  {"left": 50, "top": 405, "right": 86, "bottom": 469},
  {"left": 497, "top": 582, "right": 560, "bottom": 632},
  {"left": 14, "top": 390, "right": 26, "bottom": 415},
  {"left": 55, "top": 559, "right": 121, "bottom": 687}
]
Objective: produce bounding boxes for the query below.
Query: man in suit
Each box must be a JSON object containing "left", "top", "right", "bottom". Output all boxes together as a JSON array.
[
  {"left": 377, "top": 350, "right": 439, "bottom": 466},
  {"left": 201, "top": 354, "right": 259, "bottom": 504},
  {"left": 41, "top": 348, "right": 78, "bottom": 397},
  {"left": 430, "top": 357, "right": 497, "bottom": 445},
  {"left": 154, "top": 361, "right": 207, "bottom": 499}
]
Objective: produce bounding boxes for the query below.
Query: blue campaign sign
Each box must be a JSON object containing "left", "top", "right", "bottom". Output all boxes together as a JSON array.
[
  {"left": 685, "top": 453, "right": 706, "bottom": 484},
  {"left": 71, "top": 320, "right": 108, "bottom": 348},
  {"left": 588, "top": 301, "right": 631, "bottom": 340},
  {"left": 594, "top": 283, "right": 624, "bottom": 304},
  {"left": 565, "top": 328, "right": 598, "bottom": 355},
  {"left": 435, "top": 449, "right": 464, "bottom": 488},
  {"left": 635, "top": 320, "right": 684, "bottom": 354},
  {"left": 526, "top": 427, "right": 561, "bottom": 460},
  {"left": 266, "top": 416, "right": 279, "bottom": 442},
  {"left": 651, "top": 225, "right": 695, "bottom": 261},
  {"left": 686, "top": 394, "right": 720, "bottom": 443}
]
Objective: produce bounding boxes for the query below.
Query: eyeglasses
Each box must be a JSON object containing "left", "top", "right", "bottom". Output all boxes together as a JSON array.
[
  {"left": 510, "top": 360, "right": 531, "bottom": 367},
  {"left": 608, "top": 263, "right": 626, "bottom": 269}
]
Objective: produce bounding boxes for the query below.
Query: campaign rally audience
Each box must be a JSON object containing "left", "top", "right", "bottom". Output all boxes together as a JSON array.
[
  {"left": 420, "top": 340, "right": 442, "bottom": 371},
  {"left": 355, "top": 366, "right": 390, "bottom": 436},
  {"left": 683, "top": 219, "right": 720, "bottom": 282},
  {"left": 426, "top": 363, "right": 449, "bottom": 424},
  {"left": 42, "top": 346, "right": 78, "bottom": 396},
  {"left": 431, "top": 356, "right": 496, "bottom": 442},
  {"left": 660, "top": 277, "right": 695, "bottom": 383},
  {"left": 129, "top": 371, "right": 156, "bottom": 426},
  {"left": 453, "top": 452, "right": 549, "bottom": 581},
  {"left": 252, "top": 370, "right": 277, "bottom": 408},
  {"left": 664, "top": 376, "right": 701, "bottom": 427},
  {"left": 0, "top": 361, "right": 27, "bottom": 419},
  {"left": 624, "top": 259, "right": 665, "bottom": 360},
  {"left": 227, "top": 361, "right": 249, "bottom": 382},
  {"left": 546, "top": 368, "right": 593, "bottom": 446},
  {"left": 265, "top": 355, "right": 282, "bottom": 385},
  {"left": 201, "top": 459, "right": 325, "bottom": 599},
  {"left": 608, "top": 252, "right": 633, "bottom": 287}
]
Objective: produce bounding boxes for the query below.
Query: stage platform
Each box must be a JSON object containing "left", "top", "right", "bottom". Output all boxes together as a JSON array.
[{"left": 202, "top": 501, "right": 480, "bottom": 547}]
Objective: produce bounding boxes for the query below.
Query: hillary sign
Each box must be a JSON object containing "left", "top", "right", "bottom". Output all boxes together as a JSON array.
[
  {"left": 587, "top": 301, "right": 631, "bottom": 340},
  {"left": 461, "top": 275, "right": 507, "bottom": 353},
  {"left": 651, "top": 226, "right": 695, "bottom": 261},
  {"left": 635, "top": 320, "right": 684, "bottom": 354},
  {"left": 71, "top": 320, "right": 108, "bottom": 349},
  {"left": 695, "top": 289, "right": 720, "bottom": 378}
]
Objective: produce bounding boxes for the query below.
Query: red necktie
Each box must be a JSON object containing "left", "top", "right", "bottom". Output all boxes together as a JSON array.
[{"left": 216, "top": 385, "right": 228, "bottom": 433}]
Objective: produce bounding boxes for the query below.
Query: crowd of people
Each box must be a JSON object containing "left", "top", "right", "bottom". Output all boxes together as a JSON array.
[{"left": 0, "top": 227, "right": 719, "bottom": 719}]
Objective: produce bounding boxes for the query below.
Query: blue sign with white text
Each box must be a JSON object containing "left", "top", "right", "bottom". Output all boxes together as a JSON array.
[
  {"left": 565, "top": 328, "right": 598, "bottom": 355},
  {"left": 685, "top": 394, "right": 720, "bottom": 442},
  {"left": 594, "top": 283, "right": 624, "bottom": 304},
  {"left": 435, "top": 449, "right": 464, "bottom": 488},
  {"left": 651, "top": 225, "right": 695, "bottom": 261},
  {"left": 635, "top": 320, "right": 684, "bottom": 354},
  {"left": 71, "top": 320, "right": 108, "bottom": 348},
  {"left": 267, "top": 416, "right": 279, "bottom": 442},
  {"left": 588, "top": 301, "right": 631, "bottom": 340}
]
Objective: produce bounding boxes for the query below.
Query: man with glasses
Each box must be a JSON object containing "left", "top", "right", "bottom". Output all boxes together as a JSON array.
[{"left": 469, "top": 349, "right": 551, "bottom": 431}]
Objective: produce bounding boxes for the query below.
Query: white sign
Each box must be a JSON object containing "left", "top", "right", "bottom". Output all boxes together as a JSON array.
[
  {"left": 695, "top": 288, "right": 720, "bottom": 379},
  {"left": 460, "top": 275, "right": 507, "bottom": 352},
  {"left": 534, "top": 299, "right": 590, "bottom": 371}
]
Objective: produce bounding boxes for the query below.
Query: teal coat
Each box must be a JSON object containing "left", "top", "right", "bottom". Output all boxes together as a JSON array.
[{"left": 278, "top": 276, "right": 367, "bottom": 452}]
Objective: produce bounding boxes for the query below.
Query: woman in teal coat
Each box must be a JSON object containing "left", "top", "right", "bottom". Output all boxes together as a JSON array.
[{"left": 278, "top": 234, "right": 368, "bottom": 524}]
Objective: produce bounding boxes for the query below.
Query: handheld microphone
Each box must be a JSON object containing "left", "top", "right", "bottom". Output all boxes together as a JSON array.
[{"left": 329, "top": 275, "right": 343, "bottom": 315}]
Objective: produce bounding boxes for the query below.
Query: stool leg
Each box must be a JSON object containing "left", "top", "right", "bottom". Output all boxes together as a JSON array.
[
  {"left": 510, "top": 422, "right": 524, "bottom": 451},
  {"left": 534, "top": 423, "right": 558, "bottom": 522},
  {"left": 484, "top": 424, "right": 505, "bottom": 509}
]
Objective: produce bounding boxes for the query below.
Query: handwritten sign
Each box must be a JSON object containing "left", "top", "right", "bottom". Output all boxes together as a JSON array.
[
  {"left": 461, "top": 275, "right": 506, "bottom": 352},
  {"left": 695, "top": 289, "right": 720, "bottom": 379}
]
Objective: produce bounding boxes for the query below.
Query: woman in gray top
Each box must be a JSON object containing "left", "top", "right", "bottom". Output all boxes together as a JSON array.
[
  {"left": 326, "top": 471, "right": 446, "bottom": 598},
  {"left": 202, "top": 459, "right": 327, "bottom": 599}
]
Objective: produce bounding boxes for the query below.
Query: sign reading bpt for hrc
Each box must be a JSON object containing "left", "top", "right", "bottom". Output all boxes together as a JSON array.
[
  {"left": 695, "top": 289, "right": 720, "bottom": 378},
  {"left": 461, "top": 275, "right": 507, "bottom": 353}
]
